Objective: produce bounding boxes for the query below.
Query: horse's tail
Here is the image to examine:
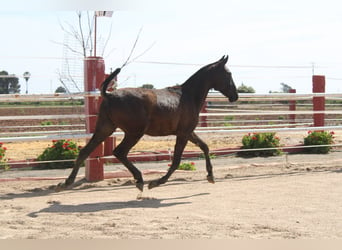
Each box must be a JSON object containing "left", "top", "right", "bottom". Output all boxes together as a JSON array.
[{"left": 100, "top": 67, "right": 121, "bottom": 98}]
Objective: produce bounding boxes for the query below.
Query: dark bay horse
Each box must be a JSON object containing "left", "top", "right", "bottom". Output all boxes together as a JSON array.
[{"left": 60, "top": 55, "right": 238, "bottom": 191}]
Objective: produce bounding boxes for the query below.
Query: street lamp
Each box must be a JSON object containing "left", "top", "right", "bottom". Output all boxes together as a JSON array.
[{"left": 23, "top": 71, "right": 31, "bottom": 94}]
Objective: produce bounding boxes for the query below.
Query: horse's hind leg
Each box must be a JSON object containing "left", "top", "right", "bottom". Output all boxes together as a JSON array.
[
  {"left": 113, "top": 133, "right": 144, "bottom": 191},
  {"left": 58, "top": 117, "right": 116, "bottom": 190},
  {"left": 188, "top": 132, "right": 215, "bottom": 183},
  {"left": 149, "top": 135, "right": 188, "bottom": 189}
]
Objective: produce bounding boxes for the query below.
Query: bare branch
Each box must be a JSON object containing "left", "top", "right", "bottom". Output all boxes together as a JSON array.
[
  {"left": 130, "top": 41, "right": 156, "bottom": 63},
  {"left": 104, "top": 47, "right": 117, "bottom": 58},
  {"left": 121, "top": 27, "right": 143, "bottom": 68},
  {"left": 63, "top": 43, "right": 84, "bottom": 56},
  {"left": 77, "top": 11, "right": 87, "bottom": 57},
  {"left": 50, "top": 39, "right": 84, "bottom": 56},
  {"left": 120, "top": 27, "right": 156, "bottom": 68},
  {"left": 65, "top": 57, "right": 82, "bottom": 92},
  {"left": 85, "top": 11, "right": 94, "bottom": 56},
  {"left": 55, "top": 69, "right": 71, "bottom": 94},
  {"left": 101, "top": 15, "right": 114, "bottom": 57},
  {"left": 59, "top": 20, "right": 80, "bottom": 42}
]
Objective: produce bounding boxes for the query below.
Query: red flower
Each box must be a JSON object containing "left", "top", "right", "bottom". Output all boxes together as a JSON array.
[
  {"left": 330, "top": 131, "right": 335, "bottom": 135},
  {"left": 252, "top": 136, "right": 257, "bottom": 140},
  {"left": 191, "top": 162, "right": 195, "bottom": 165},
  {"left": 308, "top": 130, "right": 312, "bottom": 134}
]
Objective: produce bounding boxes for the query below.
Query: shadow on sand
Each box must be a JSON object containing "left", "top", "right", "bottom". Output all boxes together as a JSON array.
[{"left": 27, "top": 192, "right": 210, "bottom": 218}]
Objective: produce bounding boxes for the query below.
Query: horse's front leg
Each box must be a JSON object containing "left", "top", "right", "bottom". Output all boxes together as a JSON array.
[
  {"left": 188, "top": 132, "right": 215, "bottom": 184},
  {"left": 148, "top": 135, "right": 188, "bottom": 189}
]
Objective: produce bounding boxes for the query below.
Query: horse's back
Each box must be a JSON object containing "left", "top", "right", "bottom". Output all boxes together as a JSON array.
[{"left": 102, "top": 87, "right": 184, "bottom": 135}]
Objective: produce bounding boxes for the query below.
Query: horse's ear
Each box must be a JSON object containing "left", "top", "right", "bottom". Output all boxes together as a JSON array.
[
  {"left": 216, "top": 55, "right": 228, "bottom": 68},
  {"left": 222, "top": 55, "right": 229, "bottom": 64}
]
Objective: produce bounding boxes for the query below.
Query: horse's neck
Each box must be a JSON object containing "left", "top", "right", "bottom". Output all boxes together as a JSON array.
[{"left": 182, "top": 78, "right": 211, "bottom": 112}]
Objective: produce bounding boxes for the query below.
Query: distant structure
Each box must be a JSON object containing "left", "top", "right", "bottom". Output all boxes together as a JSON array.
[
  {"left": 60, "top": 33, "right": 83, "bottom": 93},
  {"left": 60, "top": 32, "right": 106, "bottom": 93}
]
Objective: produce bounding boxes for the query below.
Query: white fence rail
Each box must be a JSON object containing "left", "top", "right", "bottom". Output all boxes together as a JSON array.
[
  {"left": 0, "top": 92, "right": 341, "bottom": 168},
  {"left": 1, "top": 92, "right": 342, "bottom": 142}
]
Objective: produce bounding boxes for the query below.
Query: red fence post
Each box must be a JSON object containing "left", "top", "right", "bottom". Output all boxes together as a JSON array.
[
  {"left": 104, "top": 136, "right": 116, "bottom": 157},
  {"left": 84, "top": 57, "right": 105, "bottom": 182},
  {"left": 312, "top": 75, "right": 325, "bottom": 128},
  {"left": 289, "top": 89, "right": 296, "bottom": 125},
  {"left": 200, "top": 101, "right": 208, "bottom": 127}
]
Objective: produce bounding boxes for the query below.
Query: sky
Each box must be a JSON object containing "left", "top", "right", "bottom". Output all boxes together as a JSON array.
[{"left": 1, "top": 0, "right": 342, "bottom": 94}]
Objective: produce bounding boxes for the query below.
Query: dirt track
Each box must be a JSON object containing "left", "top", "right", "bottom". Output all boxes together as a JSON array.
[{"left": 1, "top": 154, "right": 342, "bottom": 239}]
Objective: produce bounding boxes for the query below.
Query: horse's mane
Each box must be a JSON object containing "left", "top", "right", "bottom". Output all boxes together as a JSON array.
[{"left": 181, "top": 61, "right": 218, "bottom": 89}]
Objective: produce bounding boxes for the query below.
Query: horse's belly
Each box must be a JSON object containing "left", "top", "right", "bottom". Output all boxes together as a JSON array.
[{"left": 145, "top": 119, "right": 178, "bottom": 136}]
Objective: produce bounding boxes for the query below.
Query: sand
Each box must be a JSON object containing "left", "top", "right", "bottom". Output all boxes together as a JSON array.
[{"left": 1, "top": 156, "right": 342, "bottom": 239}]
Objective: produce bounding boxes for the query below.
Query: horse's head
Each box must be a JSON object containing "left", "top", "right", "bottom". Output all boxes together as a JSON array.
[{"left": 209, "top": 55, "right": 238, "bottom": 102}]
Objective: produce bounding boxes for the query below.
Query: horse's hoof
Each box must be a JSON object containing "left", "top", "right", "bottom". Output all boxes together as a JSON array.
[
  {"left": 55, "top": 178, "right": 74, "bottom": 192},
  {"left": 55, "top": 182, "right": 67, "bottom": 192},
  {"left": 207, "top": 175, "right": 215, "bottom": 184},
  {"left": 148, "top": 180, "right": 159, "bottom": 189},
  {"left": 136, "top": 181, "right": 144, "bottom": 192}
]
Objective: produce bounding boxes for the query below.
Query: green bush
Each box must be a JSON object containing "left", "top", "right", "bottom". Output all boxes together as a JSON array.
[
  {"left": 169, "top": 161, "right": 196, "bottom": 171},
  {"left": 0, "top": 142, "right": 9, "bottom": 171},
  {"left": 36, "top": 139, "right": 82, "bottom": 169},
  {"left": 304, "top": 131, "right": 334, "bottom": 154},
  {"left": 41, "top": 121, "right": 53, "bottom": 126},
  {"left": 238, "top": 132, "right": 282, "bottom": 157}
]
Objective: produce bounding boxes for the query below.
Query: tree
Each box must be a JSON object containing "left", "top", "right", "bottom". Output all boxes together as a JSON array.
[
  {"left": 280, "top": 82, "right": 293, "bottom": 93},
  {"left": 140, "top": 84, "right": 154, "bottom": 89},
  {"left": 55, "top": 11, "right": 114, "bottom": 93},
  {"left": 269, "top": 83, "right": 294, "bottom": 93},
  {"left": 0, "top": 71, "right": 20, "bottom": 94},
  {"left": 55, "top": 86, "right": 67, "bottom": 93},
  {"left": 237, "top": 83, "right": 255, "bottom": 93}
]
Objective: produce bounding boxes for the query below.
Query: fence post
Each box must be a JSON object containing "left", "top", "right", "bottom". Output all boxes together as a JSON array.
[
  {"left": 84, "top": 56, "right": 105, "bottom": 182},
  {"left": 289, "top": 89, "right": 296, "bottom": 125},
  {"left": 312, "top": 75, "right": 325, "bottom": 128},
  {"left": 200, "top": 101, "right": 208, "bottom": 127},
  {"left": 104, "top": 136, "right": 116, "bottom": 157}
]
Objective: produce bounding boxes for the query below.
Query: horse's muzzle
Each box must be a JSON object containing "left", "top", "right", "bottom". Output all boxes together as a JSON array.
[{"left": 229, "top": 93, "right": 238, "bottom": 102}]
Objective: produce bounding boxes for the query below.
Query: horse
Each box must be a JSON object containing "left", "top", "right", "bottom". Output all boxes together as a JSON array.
[{"left": 59, "top": 55, "right": 238, "bottom": 191}]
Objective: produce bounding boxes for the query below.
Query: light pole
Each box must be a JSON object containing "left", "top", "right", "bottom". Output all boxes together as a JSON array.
[
  {"left": 23, "top": 71, "right": 31, "bottom": 94},
  {"left": 94, "top": 11, "right": 113, "bottom": 57}
]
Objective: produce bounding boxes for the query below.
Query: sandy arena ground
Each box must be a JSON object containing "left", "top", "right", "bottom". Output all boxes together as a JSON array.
[{"left": 1, "top": 152, "right": 342, "bottom": 239}]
